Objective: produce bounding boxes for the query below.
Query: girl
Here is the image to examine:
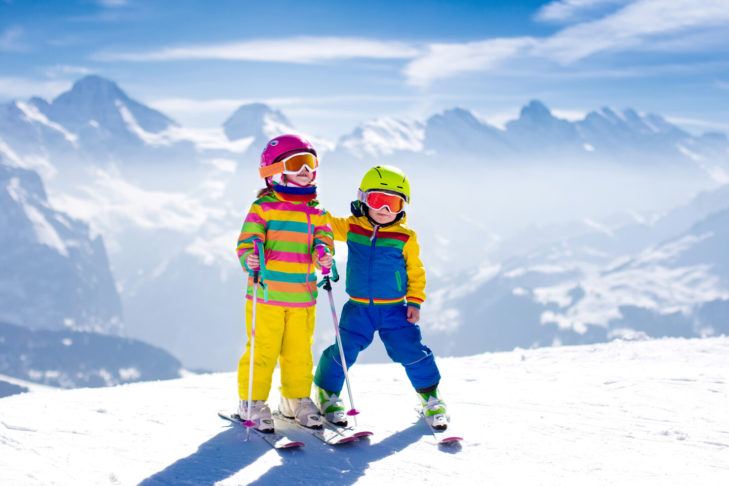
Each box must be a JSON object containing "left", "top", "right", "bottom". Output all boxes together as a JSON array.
[{"left": 236, "top": 134, "right": 334, "bottom": 431}]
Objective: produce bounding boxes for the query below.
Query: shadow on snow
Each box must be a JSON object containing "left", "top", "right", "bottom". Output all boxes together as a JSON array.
[{"left": 139, "top": 420, "right": 441, "bottom": 486}]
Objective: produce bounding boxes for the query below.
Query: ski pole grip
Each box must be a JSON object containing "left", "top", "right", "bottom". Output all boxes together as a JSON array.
[
  {"left": 316, "top": 245, "right": 331, "bottom": 276},
  {"left": 249, "top": 239, "right": 264, "bottom": 280}
]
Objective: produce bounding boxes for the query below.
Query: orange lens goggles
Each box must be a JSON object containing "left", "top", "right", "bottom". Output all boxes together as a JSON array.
[
  {"left": 363, "top": 191, "right": 405, "bottom": 213},
  {"left": 281, "top": 152, "right": 318, "bottom": 174},
  {"left": 259, "top": 152, "right": 318, "bottom": 179}
]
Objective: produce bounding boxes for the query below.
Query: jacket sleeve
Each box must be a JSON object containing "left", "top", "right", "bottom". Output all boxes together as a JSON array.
[
  {"left": 403, "top": 230, "right": 426, "bottom": 308},
  {"left": 236, "top": 202, "right": 266, "bottom": 272},
  {"left": 311, "top": 209, "right": 335, "bottom": 267},
  {"left": 328, "top": 213, "right": 350, "bottom": 242}
]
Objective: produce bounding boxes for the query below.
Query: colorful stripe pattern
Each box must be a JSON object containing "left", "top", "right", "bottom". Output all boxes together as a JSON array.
[
  {"left": 237, "top": 190, "right": 334, "bottom": 307},
  {"left": 330, "top": 208, "right": 426, "bottom": 308}
]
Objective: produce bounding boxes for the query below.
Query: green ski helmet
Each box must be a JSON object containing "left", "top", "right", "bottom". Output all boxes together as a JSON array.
[{"left": 358, "top": 165, "right": 411, "bottom": 203}]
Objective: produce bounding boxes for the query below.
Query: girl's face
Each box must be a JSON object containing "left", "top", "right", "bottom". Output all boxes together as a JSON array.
[
  {"left": 368, "top": 206, "right": 398, "bottom": 225},
  {"left": 286, "top": 167, "right": 315, "bottom": 187}
]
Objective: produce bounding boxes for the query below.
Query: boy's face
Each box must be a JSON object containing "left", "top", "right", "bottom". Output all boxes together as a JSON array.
[{"left": 368, "top": 206, "right": 398, "bottom": 225}]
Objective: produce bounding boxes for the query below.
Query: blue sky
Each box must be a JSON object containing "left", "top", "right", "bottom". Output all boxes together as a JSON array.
[{"left": 1, "top": 0, "right": 728, "bottom": 138}]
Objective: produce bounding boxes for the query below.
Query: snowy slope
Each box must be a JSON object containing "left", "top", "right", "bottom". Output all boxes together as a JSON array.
[{"left": 1, "top": 337, "right": 727, "bottom": 485}]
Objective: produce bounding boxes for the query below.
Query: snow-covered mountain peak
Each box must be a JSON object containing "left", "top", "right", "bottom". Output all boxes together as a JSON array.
[
  {"left": 223, "top": 103, "right": 294, "bottom": 142},
  {"left": 518, "top": 99, "right": 555, "bottom": 122},
  {"left": 431, "top": 106, "right": 494, "bottom": 129},
  {"left": 338, "top": 116, "right": 424, "bottom": 158},
  {"left": 60, "top": 75, "right": 127, "bottom": 103},
  {"left": 43, "top": 75, "right": 176, "bottom": 135}
]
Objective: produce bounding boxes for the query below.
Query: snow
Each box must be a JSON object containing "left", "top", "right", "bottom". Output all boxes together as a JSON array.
[
  {"left": 15, "top": 101, "right": 79, "bottom": 146},
  {"left": 1, "top": 337, "right": 727, "bottom": 485}
]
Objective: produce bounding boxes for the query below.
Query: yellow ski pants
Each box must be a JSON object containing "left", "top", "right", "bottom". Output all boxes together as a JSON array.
[{"left": 237, "top": 300, "right": 316, "bottom": 401}]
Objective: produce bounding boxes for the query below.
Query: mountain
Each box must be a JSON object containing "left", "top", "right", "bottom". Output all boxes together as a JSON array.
[
  {"left": 337, "top": 117, "right": 425, "bottom": 159},
  {"left": 0, "top": 321, "right": 182, "bottom": 389},
  {"left": 0, "top": 75, "right": 198, "bottom": 176},
  {"left": 423, "top": 107, "right": 512, "bottom": 159},
  {"left": 41, "top": 75, "right": 175, "bottom": 136},
  {"left": 333, "top": 100, "right": 729, "bottom": 180},
  {"left": 0, "top": 159, "right": 123, "bottom": 334},
  {"left": 420, "top": 185, "right": 729, "bottom": 357},
  {"left": 223, "top": 102, "right": 294, "bottom": 144},
  {"left": 0, "top": 336, "right": 726, "bottom": 484}
]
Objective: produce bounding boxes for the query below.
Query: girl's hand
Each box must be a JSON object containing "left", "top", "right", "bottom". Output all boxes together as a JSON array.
[
  {"left": 407, "top": 306, "right": 420, "bottom": 323},
  {"left": 246, "top": 253, "right": 260, "bottom": 270},
  {"left": 317, "top": 252, "right": 333, "bottom": 269}
]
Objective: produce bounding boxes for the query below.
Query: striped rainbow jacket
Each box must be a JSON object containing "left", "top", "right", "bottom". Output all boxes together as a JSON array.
[
  {"left": 330, "top": 201, "right": 426, "bottom": 308},
  {"left": 236, "top": 189, "right": 334, "bottom": 308}
]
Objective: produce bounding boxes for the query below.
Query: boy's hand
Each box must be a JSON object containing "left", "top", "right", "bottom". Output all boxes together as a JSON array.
[
  {"left": 407, "top": 306, "right": 420, "bottom": 323},
  {"left": 246, "top": 253, "right": 260, "bottom": 270},
  {"left": 317, "top": 252, "right": 333, "bottom": 269}
]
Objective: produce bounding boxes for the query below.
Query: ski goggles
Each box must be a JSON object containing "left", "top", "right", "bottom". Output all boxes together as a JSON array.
[
  {"left": 259, "top": 152, "right": 318, "bottom": 178},
  {"left": 360, "top": 190, "right": 406, "bottom": 213}
]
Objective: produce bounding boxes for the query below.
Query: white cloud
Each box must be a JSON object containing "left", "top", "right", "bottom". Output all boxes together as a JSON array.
[
  {"left": 405, "top": 0, "right": 729, "bottom": 85},
  {"left": 0, "top": 76, "right": 72, "bottom": 100},
  {"left": 42, "top": 65, "right": 94, "bottom": 79},
  {"left": 404, "top": 37, "right": 536, "bottom": 87},
  {"left": 0, "top": 26, "right": 25, "bottom": 51},
  {"left": 98, "top": 0, "right": 128, "bottom": 6},
  {"left": 94, "top": 36, "right": 421, "bottom": 63},
  {"left": 535, "top": 0, "right": 630, "bottom": 22},
  {"left": 535, "top": 0, "right": 729, "bottom": 63}
]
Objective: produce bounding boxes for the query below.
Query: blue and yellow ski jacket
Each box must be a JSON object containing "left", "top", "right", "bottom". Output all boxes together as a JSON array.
[{"left": 329, "top": 201, "right": 426, "bottom": 308}]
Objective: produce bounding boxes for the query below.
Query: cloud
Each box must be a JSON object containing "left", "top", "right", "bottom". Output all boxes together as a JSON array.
[
  {"left": 94, "top": 36, "right": 421, "bottom": 63},
  {"left": 405, "top": 0, "right": 729, "bottom": 85},
  {"left": 98, "top": 0, "right": 128, "bottom": 6},
  {"left": 535, "top": 0, "right": 631, "bottom": 22},
  {"left": 535, "top": 0, "right": 729, "bottom": 63},
  {"left": 0, "top": 26, "right": 25, "bottom": 52},
  {"left": 404, "top": 37, "right": 537, "bottom": 87},
  {"left": 0, "top": 76, "right": 72, "bottom": 100},
  {"left": 42, "top": 65, "right": 94, "bottom": 79}
]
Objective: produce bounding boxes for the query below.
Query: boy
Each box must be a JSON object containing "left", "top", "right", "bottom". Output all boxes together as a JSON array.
[{"left": 313, "top": 165, "right": 448, "bottom": 429}]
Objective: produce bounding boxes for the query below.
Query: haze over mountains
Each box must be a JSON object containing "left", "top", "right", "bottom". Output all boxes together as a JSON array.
[{"left": 1, "top": 75, "right": 727, "bottom": 375}]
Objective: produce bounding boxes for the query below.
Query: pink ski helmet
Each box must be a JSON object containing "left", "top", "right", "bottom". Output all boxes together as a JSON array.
[{"left": 259, "top": 134, "right": 318, "bottom": 186}]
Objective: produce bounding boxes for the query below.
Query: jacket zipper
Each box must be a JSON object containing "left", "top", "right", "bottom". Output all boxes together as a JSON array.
[
  {"left": 369, "top": 224, "right": 379, "bottom": 305},
  {"left": 306, "top": 211, "right": 314, "bottom": 304}
]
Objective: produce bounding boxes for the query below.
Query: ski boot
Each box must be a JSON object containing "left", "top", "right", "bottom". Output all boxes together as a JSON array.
[
  {"left": 315, "top": 386, "right": 348, "bottom": 426},
  {"left": 238, "top": 399, "right": 274, "bottom": 433},
  {"left": 417, "top": 387, "right": 448, "bottom": 430},
  {"left": 279, "top": 396, "right": 323, "bottom": 429}
]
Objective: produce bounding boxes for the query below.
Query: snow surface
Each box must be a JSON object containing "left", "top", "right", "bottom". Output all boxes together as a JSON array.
[{"left": 1, "top": 336, "right": 727, "bottom": 485}]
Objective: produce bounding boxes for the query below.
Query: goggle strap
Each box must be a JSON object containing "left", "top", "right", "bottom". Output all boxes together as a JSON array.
[{"left": 259, "top": 161, "right": 285, "bottom": 178}]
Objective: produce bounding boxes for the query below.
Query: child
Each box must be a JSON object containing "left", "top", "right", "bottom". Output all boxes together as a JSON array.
[
  {"left": 313, "top": 165, "right": 448, "bottom": 429},
  {"left": 236, "top": 134, "right": 334, "bottom": 431}
]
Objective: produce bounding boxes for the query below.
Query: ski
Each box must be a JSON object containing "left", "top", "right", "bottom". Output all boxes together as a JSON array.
[
  {"left": 272, "top": 411, "right": 359, "bottom": 445},
  {"left": 415, "top": 408, "right": 463, "bottom": 445},
  {"left": 322, "top": 418, "right": 374, "bottom": 440},
  {"left": 218, "top": 411, "right": 305, "bottom": 449}
]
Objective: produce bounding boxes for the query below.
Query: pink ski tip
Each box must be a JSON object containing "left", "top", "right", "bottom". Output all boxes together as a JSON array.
[
  {"left": 347, "top": 409, "right": 360, "bottom": 416},
  {"left": 243, "top": 420, "right": 256, "bottom": 428}
]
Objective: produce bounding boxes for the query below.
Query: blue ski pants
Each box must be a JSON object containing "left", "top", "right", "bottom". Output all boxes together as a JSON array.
[{"left": 314, "top": 301, "right": 440, "bottom": 394}]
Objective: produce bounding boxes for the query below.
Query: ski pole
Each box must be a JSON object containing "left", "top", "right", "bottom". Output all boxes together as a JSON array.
[
  {"left": 244, "top": 240, "right": 264, "bottom": 440},
  {"left": 316, "top": 245, "right": 359, "bottom": 424}
]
